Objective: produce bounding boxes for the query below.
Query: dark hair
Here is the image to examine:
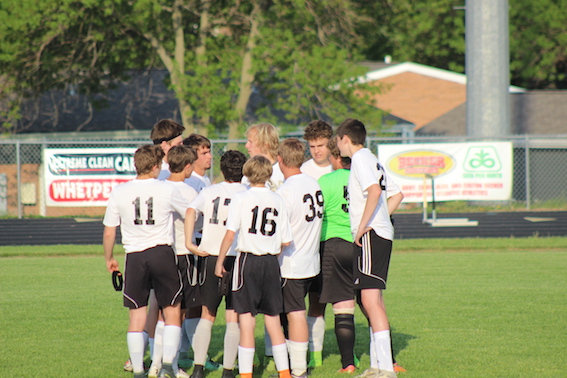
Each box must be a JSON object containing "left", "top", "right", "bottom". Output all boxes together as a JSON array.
[
  {"left": 134, "top": 145, "right": 165, "bottom": 175},
  {"left": 221, "top": 150, "right": 247, "bottom": 182},
  {"left": 336, "top": 118, "right": 366, "bottom": 146},
  {"left": 183, "top": 133, "right": 211, "bottom": 150},
  {"left": 303, "top": 120, "right": 333, "bottom": 141},
  {"left": 167, "top": 145, "right": 197, "bottom": 173},
  {"left": 150, "top": 119, "right": 185, "bottom": 144}
]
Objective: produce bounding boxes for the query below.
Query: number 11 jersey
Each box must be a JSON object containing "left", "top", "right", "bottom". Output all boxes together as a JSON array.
[{"left": 103, "top": 179, "right": 189, "bottom": 253}]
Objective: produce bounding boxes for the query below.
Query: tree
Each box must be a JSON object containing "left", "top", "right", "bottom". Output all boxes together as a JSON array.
[
  {"left": 0, "top": 0, "right": 383, "bottom": 136},
  {"left": 355, "top": 0, "right": 567, "bottom": 89}
]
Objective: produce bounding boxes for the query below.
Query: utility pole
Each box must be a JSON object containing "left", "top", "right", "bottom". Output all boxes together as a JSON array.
[{"left": 465, "top": 0, "right": 510, "bottom": 137}]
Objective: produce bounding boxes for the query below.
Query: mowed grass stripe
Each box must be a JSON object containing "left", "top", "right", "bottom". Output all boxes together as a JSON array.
[{"left": 1, "top": 241, "right": 566, "bottom": 377}]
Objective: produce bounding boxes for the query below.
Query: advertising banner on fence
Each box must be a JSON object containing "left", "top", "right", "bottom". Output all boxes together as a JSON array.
[
  {"left": 377, "top": 142, "right": 513, "bottom": 203},
  {"left": 43, "top": 148, "right": 136, "bottom": 207}
]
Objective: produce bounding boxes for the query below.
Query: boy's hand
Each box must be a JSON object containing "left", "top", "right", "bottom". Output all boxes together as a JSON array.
[
  {"left": 354, "top": 227, "right": 372, "bottom": 247},
  {"left": 187, "top": 243, "right": 210, "bottom": 257},
  {"left": 215, "top": 263, "right": 226, "bottom": 278},
  {"left": 106, "top": 257, "right": 120, "bottom": 273}
]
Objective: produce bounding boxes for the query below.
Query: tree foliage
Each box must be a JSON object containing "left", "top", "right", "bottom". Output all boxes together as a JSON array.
[
  {"left": 0, "top": 0, "right": 382, "bottom": 135},
  {"left": 357, "top": 0, "right": 567, "bottom": 89}
]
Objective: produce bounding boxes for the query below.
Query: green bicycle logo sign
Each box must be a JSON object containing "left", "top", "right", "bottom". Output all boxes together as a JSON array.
[{"left": 464, "top": 147, "right": 501, "bottom": 172}]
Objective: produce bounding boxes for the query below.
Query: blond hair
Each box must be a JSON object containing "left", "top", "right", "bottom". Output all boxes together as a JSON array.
[
  {"left": 245, "top": 123, "right": 279, "bottom": 159},
  {"left": 243, "top": 156, "right": 273, "bottom": 185},
  {"left": 278, "top": 138, "right": 305, "bottom": 168}
]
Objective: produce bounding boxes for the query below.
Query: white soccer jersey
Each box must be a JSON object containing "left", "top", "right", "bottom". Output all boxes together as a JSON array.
[
  {"left": 242, "top": 161, "right": 285, "bottom": 191},
  {"left": 185, "top": 171, "right": 211, "bottom": 239},
  {"left": 170, "top": 181, "right": 198, "bottom": 255},
  {"left": 349, "top": 148, "right": 394, "bottom": 241},
  {"left": 185, "top": 171, "right": 212, "bottom": 192},
  {"left": 225, "top": 187, "right": 292, "bottom": 256},
  {"left": 385, "top": 171, "right": 401, "bottom": 198},
  {"left": 300, "top": 158, "right": 333, "bottom": 181},
  {"left": 189, "top": 181, "right": 248, "bottom": 256},
  {"left": 103, "top": 179, "right": 189, "bottom": 253},
  {"left": 277, "top": 174, "right": 323, "bottom": 279},
  {"left": 158, "top": 160, "right": 171, "bottom": 180}
]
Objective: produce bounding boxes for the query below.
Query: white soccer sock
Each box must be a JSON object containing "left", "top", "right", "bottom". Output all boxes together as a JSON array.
[
  {"left": 223, "top": 322, "right": 240, "bottom": 370},
  {"left": 127, "top": 332, "right": 146, "bottom": 374},
  {"left": 264, "top": 329, "right": 273, "bottom": 357},
  {"left": 192, "top": 319, "right": 213, "bottom": 365},
  {"left": 288, "top": 340, "right": 308, "bottom": 376},
  {"left": 373, "top": 330, "right": 394, "bottom": 372},
  {"left": 272, "top": 343, "right": 290, "bottom": 372},
  {"left": 163, "top": 325, "right": 182, "bottom": 365},
  {"left": 369, "top": 327, "right": 378, "bottom": 369},
  {"left": 238, "top": 346, "right": 255, "bottom": 374},
  {"left": 152, "top": 320, "right": 165, "bottom": 365},
  {"left": 184, "top": 318, "right": 200, "bottom": 349},
  {"left": 149, "top": 338, "right": 155, "bottom": 358},
  {"left": 307, "top": 316, "right": 325, "bottom": 353}
]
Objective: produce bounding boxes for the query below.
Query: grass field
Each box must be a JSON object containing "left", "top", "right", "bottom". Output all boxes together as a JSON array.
[{"left": 1, "top": 238, "right": 566, "bottom": 377}]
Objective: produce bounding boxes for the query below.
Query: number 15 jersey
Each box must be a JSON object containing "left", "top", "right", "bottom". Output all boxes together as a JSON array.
[
  {"left": 225, "top": 186, "right": 292, "bottom": 256},
  {"left": 103, "top": 179, "right": 190, "bottom": 253}
]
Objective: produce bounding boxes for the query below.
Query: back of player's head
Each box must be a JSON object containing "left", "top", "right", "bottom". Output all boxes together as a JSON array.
[
  {"left": 303, "top": 120, "right": 333, "bottom": 142},
  {"left": 134, "top": 145, "right": 165, "bottom": 175},
  {"left": 150, "top": 119, "right": 185, "bottom": 144},
  {"left": 278, "top": 138, "right": 305, "bottom": 168},
  {"left": 243, "top": 155, "right": 272, "bottom": 185},
  {"left": 327, "top": 136, "right": 351, "bottom": 166},
  {"left": 183, "top": 133, "right": 211, "bottom": 150},
  {"left": 221, "top": 150, "right": 247, "bottom": 182},
  {"left": 245, "top": 123, "right": 279, "bottom": 158},
  {"left": 336, "top": 118, "right": 366, "bottom": 146},
  {"left": 167, "top": 145, "right": 197, "bottom": 173}
]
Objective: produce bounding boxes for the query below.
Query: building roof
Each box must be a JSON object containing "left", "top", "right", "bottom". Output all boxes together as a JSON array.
[{"left": 417, "top": 91, "right": 567, "bottom": 136}]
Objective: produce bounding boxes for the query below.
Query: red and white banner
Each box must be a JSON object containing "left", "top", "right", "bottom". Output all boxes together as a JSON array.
[
  {"left": 377, "top": 142, "right": 513, "bottom": 203},
  {"left": 43, "top": 148, "right": 136, "bottom": 206}
]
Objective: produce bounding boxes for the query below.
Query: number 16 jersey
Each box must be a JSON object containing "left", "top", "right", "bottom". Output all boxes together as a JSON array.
[
  {"left": 103, "top": 179, "right": 189, "bottom": 253},
  {"left": 225, "top": 186, "right": 292, "bottom": 256}
]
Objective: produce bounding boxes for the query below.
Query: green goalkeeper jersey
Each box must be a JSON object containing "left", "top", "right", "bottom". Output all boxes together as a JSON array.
[{"left": 318, "top": 169, "right": 353, "bottom": 243}]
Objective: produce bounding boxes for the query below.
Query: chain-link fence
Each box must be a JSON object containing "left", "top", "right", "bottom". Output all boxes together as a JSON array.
[{"left": 1, "top": 135, "right": 566, "bottom": 217}]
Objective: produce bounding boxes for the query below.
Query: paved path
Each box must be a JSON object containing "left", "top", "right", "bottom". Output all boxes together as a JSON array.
[{"left": 0, "top": 211, "right": 566, "bottom": 246}]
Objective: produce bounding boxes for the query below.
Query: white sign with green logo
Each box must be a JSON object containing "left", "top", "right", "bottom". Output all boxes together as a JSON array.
[{"left": 377, "top": 142, "right": 513, "bottom": 203}]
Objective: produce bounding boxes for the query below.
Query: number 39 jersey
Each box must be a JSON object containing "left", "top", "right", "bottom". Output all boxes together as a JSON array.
[
  {"left": 225, "top": 186, "right": 292, "bottom": 256},
  {"left": 349, "top": 148, "right": 394, "bottom": 241},
  {"left": 188, "top": 181, "right": 248, "bottom": 256},
  {"left": 277, "top": 173, "right": 323, "bottom": 279},
  {"left": 103, "top": 179, "right": 190, "bottom": 253}
]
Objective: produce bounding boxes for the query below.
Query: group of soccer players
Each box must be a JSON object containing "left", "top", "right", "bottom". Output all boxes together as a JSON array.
[{"left": 103, "top": 118, "right": 404, "bottom": 378}]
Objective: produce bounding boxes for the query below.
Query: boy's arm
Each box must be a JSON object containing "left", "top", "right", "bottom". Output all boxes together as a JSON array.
[
  {"left": 215, "top": 230, "right": 235, "bottom": 277},
  {"left": 354, "top": 183, "right": 381, "bottom": 247},
  {"left": 103, "top": 226, "right": 119, "bottom": 273},
  {"left": 184, "top": 208, "right": 209, "bottom": 256},
  {"left": 387, "top": 192, "right": 404, "bottom": 215}
]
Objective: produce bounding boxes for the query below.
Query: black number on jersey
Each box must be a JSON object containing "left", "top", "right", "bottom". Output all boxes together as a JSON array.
[
  {"left": 303, "top": 190, "right": 324, "bottom": 222},
  {"left": 210, "top": 196, "right": 231, "bottom": 225},
  {"left": 376, "top": 163, "right": 386, "bottom": 190},
  {"left": 132, "top": 197, "right": 155, "bottom": 225},
  {"left": 248, "top": 206, "right": 278, "bottom": 236},
  {"left": 342, "top": 185, "right": 349, "bottom": 213}
]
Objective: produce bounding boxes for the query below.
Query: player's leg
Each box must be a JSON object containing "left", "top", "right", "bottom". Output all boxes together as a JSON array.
[
  {"left": 355, "top": 231, "right": 396, "bottom": 376},
  {"left": 238, "top": 312, "right": 256, "bottom": 378},
  {"left": 128, "top": 307, "right": 149, "bottom": 376},
  {"left": 332, "top": 300, "right": 356, "bottom": 372},
  {"left": 264, "top": 314, "right": 291, "bottom": 378},
  {"left": 283, "top": 278, "right": 309, "bottom": 377},
  {"left": 307, "top": 292, "right": 326, "bottom": 369},
  {"left": 222, "top": 309, "right": 239, "bottom": 377}
]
